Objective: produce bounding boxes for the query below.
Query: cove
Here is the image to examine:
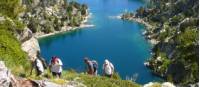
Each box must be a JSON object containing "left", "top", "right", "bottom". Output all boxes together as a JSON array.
[{"left": 39, "top": 0, "right": 161, "bottom": 84}]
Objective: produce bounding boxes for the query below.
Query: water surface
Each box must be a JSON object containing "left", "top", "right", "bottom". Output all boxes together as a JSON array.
[{"left": 39, "top": 0, "right": 161, "bottom": 84}]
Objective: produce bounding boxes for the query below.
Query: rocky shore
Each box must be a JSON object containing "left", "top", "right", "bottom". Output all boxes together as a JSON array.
[
  {"left": 119, "top": 15, "right": 159, "bottom": 45},
  {"left": 35, "top": 13, "right": 94, "bottom": 38}
]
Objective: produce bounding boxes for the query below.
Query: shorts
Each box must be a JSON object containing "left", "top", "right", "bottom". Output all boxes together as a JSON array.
[
  {"left": 105, "top": 74, "right": 112, "bottom": 78},
  {"left": 52, "top": 72, "right": 62, "bottom": 78}
]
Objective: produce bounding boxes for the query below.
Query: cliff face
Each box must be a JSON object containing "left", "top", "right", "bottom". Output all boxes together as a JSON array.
[
  {"left": 122, "top": 0, "right": 198, "bottom": 86},
  {"left": 21, "top": 36, "right": 40, "bottom": 61}
]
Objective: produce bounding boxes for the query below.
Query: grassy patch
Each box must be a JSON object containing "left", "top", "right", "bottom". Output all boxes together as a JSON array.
[
  {"left": 61, "top": 70, "right": 141, "bottom": 87},
  {"left": 0, "top": 29, "right": 31, "bottom": 76}
]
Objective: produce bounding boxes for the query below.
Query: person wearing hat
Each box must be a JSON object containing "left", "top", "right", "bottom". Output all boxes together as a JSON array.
[{"left": 103, "top": 59, "right": 114, "bottom": 78}]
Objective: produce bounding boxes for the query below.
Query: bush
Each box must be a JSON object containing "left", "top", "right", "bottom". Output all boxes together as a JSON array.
[{"left": 0, "top": 0, "right": 24, "bottom": 19}]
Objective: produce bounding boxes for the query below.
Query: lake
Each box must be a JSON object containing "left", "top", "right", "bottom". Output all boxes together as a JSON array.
[{"left": 39, "top": 0, "right": 161, "bottom": 84}]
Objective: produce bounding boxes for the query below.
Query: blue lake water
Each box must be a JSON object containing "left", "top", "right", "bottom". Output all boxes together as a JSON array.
[{"left": 39, "top": 0, "right": 161, "bottom": 84}]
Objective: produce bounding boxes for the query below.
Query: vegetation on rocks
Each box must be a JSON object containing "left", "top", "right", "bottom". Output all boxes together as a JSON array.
[
  {"left": 121, "top": 0, "right": 198, "bottom": 86},
  {"left": 22, "top": 0, "right": 88, "bottom": 34},
  {"left": 26, "top": 68, "right": 140, "bottom": 87},
  {"left": 49, "top": 70, "right": 140, "bottom": 87}
]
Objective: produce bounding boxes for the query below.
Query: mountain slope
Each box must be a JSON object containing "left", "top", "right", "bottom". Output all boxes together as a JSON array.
[{"left": 121, "top": 0, "right": 198, "bottom": 86}]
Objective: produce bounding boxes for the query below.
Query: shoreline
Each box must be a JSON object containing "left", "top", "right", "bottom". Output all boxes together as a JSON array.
[
  {"left": 118, "top": 15, "right": 159, "bottom": 45},
  {"left": 35, "top": 13, "right": 94, "bottom": 39},
  {"left": 117, "top": 15, "right": 153, "bottom": 30}
]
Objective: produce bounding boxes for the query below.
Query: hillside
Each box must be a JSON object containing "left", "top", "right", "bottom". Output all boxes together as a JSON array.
[{"left": 121, "top": 0, "right": 198, "bottom": 86}]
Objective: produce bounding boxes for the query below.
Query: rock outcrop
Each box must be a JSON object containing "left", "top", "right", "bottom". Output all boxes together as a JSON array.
[
  {"left": 34, "top": 80, "right": 86, "bottom": 87},
  {"left": 0, "top": 61, "right": 17, "bottom": 87},
  {"left": 143, "top": 82, "right": 176, "bottom": 87},
  {"left": 21, "top": 37, "right": 40, "bottom": 61}
]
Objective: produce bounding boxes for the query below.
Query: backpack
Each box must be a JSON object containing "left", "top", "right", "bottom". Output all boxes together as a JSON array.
[
  {"left": 92, "top": 60, "right": 98, "bottom": 70},
  {"left": 38, "top": 57, "right": 48, "bottom": 69}
]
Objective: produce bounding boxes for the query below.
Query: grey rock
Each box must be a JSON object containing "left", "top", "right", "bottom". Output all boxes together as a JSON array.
[
  {"left": 36, "top": 80, "right": 86, "bottom": 87},
  {"left": 0, "top": 61, "right": 17, "bottom": 87},
  {"left": 21, "top": 37, "right": 40, "bottom": 61},
  {"left": 17, "top": 27, "right": 33, "bottom": 42}
]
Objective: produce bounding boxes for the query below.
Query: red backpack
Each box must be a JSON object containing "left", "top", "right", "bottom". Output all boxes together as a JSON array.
[{"left": 51, "top": 56, "right": 59, "bottom": 64}]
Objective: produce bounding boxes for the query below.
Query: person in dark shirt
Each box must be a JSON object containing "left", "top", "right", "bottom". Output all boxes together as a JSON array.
[{"left": 84, "top": 57, "right": 98, "bottom": 75}]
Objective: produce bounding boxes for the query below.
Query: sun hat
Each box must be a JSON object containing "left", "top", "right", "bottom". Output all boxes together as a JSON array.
[{"left": 105, "top": 59, "right": 109, "bottom": 64}]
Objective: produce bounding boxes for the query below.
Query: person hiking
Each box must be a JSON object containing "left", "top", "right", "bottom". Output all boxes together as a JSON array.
[
  {"left": 49, "top": 56, "right": 63, "bottom": 78},
  {"left": 30, "top": 51, "right": 47, "bottom": 76},
  {"left": 30, "top": 58, "right": 44, "bottom": 76},
  {"left": 36, "top": 51, "right": 48, "bottom": 70},
  {"left": 84, "top": 57, "right": 98, "bottom": 75},
  {"left": 103, "top": 59, "right": 114, "bottom": 78}
]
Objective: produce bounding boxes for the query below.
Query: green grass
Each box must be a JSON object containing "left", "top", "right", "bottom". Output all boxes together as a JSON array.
[
  {"left": 27, "top": 68, "right": 141, "bottom": 87},
  {"left": 61, "top": 70, "right": 141, "bottom": 87},
  {"left": 0, "top": 28, "right": 31, "bottom": 76},
  {"left": 0, "top": 0, "right": 31, "bottom": 77}
]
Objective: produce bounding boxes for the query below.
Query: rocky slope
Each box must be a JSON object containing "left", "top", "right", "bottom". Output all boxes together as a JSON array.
[{"left": 121, "top": 0, "right": 198, "bottom": 86}]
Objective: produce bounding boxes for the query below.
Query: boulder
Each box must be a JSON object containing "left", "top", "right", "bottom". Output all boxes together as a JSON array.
[
  {"left": 21, "top": 37, "right": 40, "bottom": 61},
  {"left": 17, "top": 28, "right": 33, "bottom": 42},
  {"left": 0, "top": 61, "right": 17, "bottom": 87},
  {"left": 162, "top": 82, "right": 176, "bottom": 87},
  {"left": 35, "top": 80, "right": 86, "bottom": 87},
  {"left": 143, "top": 82, "right": 175, "bottom": 87}
]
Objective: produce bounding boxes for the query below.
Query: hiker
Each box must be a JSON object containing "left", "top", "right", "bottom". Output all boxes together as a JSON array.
[
  {"left": 36, "top": 51, "right": 48, "bottom": 70},
  {"left": 49, "top": 56, "right": 63, "bottom": 78},
  {"left": 30, "top": 58, "right": 44, "bottom": 76},
  {"left": 103, "top": 59, "right": 114, "bottom": 78},
  {"left": 30, "top": 51, "right": 48, "bottom": 76},
  {"left": 84, "top": 57, "right": 98, "bottom": 75}
]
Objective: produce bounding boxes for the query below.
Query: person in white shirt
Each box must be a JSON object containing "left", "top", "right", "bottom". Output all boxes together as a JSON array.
[
  {"left": 49, "top": 56, "right": 63, "bottom": 78},
  {"left": 35, "top": 58, "right": 44, "bottom": 76},
  {"left": 103, "top": 59, "right": 114, "bottom": 78}
]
